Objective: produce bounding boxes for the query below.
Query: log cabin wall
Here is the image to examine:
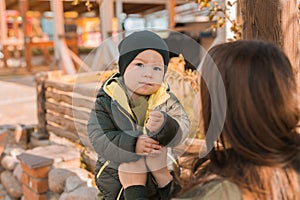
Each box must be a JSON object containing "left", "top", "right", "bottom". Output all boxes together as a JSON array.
[{"left": 35, "top": 70, "right": 115, "bottom": 149}]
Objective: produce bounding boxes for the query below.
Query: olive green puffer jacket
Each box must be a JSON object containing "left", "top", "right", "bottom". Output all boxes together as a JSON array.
[{"left": 88, "top": 73, "right": 190, "bottom": 168}]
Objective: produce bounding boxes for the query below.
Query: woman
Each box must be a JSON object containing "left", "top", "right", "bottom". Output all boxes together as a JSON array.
[{"left": 118, "top": 40, "right": 300, "bottom": 200}]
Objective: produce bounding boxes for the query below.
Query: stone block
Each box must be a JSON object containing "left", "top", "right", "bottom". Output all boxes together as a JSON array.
[
  {"left": 64, "top": 176, "right": 86, "bottom": 193},
  {"left": 59, "top": 186, "right": 98, "bottom": 200},
  {"left": 28, "top": 177, "right": 49, "bottom": 193},
  {"left": 20, "top": 163, "right": 50, "bottom": 179},
  {"left": 22, "top": 172, "right": 29, "bottom": 186},
  {"left": 48, "top": 168, "right": 76, "bottom": 194},
  {"left": 13, "top": 163, "right": 22, "bottom": 183},
  {"left": 0, "top": 171, "right": 23, "bottom": 198},
  {"left": 1, "top": 155, "right": 19, "bottom": 171},
  {"left": 0, "top": 129, "right": 8, "bottom": 156},
  {"left": 22, "top": 186, "right": 47, "bottom": 200},
  {"left": 17, "top": 153, "right": 53, "bottom": 179},
  {"left": 25, "top": 145, "right": 80, "bottom": 168}
]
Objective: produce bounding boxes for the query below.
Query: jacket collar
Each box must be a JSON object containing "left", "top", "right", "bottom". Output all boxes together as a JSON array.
[{"left": 103, "top": 73, "right": 170, "bottom": 117}]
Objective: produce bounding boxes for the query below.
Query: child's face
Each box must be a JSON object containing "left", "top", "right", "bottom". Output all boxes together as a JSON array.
[{"left": 123, "top": 50, "right": 165, "bottom": 99}]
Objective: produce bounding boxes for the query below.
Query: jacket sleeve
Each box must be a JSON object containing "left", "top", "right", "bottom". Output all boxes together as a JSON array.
[
  {"left": 149, "top": 94, "right": 190, "bottom": 147},
  {"left": 88, "top": 97, "right": 141, "bottom": 163}
]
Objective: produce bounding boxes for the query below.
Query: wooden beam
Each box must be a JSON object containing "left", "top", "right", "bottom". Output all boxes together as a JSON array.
[
  {"left": 100, "top": 0, "right": 114, "bottom": 40},
  {"left": 119, "top": 0, "right": 187, "bottom": 4},
  {"left": 29, "top": 1, "right": 50, "bottom": 13},
  {"left": 174, "top": 21, "right": 216, "bottom": 32},
  {"left": 45, "top": 80, "right": 74, "bottom": 92},
  {"left": 51, "top": 0, "right": 65, "bottom": 66},
  {"left": 0, "top": 0, "right": 7, "bottom": 48},
  {"left": 0, "top": 0, "right": 8, "bottom": 67},
  {"left": 140, "top": 5, "right": 166, "bottom": 16},
  {"left": 124, "top": 4, "right": 164, "bottom": 14},
  {"left": 166, "top": 0, "right": 176, "bottom": 29},
  {"left": 59, "top": 39, "right": 76, "bottom": 74},
  {"left": 45, "top": 101, "right": 90, "bottom": 121},
  {"left": 19, "top": 0, "right": 28, "bottom": 36},
  {"left": 50, "top": 0, "right": 76, "bottom": 74},
  {"left": 45, "top": 90, "right": 94, "bottom": 108},
  {"left": 19, "top": 0, "right": 29, "bottom": 70},
  {"left": 46, "top": 124, "right": 80, "bottom": 142},
  {"left": 36, "top": 72, "right": 49, "bottom": 139},
  {"left": 5, "top": 0, "right": 18, "bottom": 8},
  {"left": 115, "top": 0, "right": 123, "bottom": 31},
  {"left": 63, "top": 1, "right": 99, "bottom": 13}
]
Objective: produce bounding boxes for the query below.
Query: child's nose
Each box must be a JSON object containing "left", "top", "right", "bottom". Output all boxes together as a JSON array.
[{"left": 142, "top": 66, "right": 153, "bottom": 78}]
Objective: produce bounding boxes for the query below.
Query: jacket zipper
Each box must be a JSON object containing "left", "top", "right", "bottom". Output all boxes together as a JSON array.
[
  {"left": 114, "top": 101, "right": 136, "bottom": 131},
  {"left": 96, "top": 160, "right": 110, "bottom": 179}
]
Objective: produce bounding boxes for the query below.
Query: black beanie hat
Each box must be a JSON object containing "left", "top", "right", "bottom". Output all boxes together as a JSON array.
[{"left": 118, "top": 30, "right": 169, "bottom": 76}]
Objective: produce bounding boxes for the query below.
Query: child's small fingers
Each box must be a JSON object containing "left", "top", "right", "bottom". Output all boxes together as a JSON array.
[
  {"left": 149, "top": 111, "right": 163, "bottom": 118},
  {"left": 150, "top": 121, "right": 161, "bottom": 127},
  {"left": 138, "top": 135, "right": 149, "bottom": 140},
  {"left": 149, "top": 117, "right": 161, "bottom": 123},
  {"left": 147, "top": 119, "right": 161, "bottom": 127},
  {"left": 145, "top": 137, "right": 159, "bottom": 144},
  {"left": 152, "top": 144, "right": 162, "bottom": 150},
  {"left": 148, "top": 149, "right": 163, "bottom": 156},
  {"left": 146, "top": 123, "right": 153, "bottom": 131},
  {"left": 144, "top": 147, "right": 153, "bottom": 153},
  {"left": 145, "top": 143, "right": 161, "bottom": 150},
  {"left": 149, "top": 110, "right": 161, "bottom": 114}
]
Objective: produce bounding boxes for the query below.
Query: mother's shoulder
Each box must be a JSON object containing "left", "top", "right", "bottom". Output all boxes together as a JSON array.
[{"left": 174, "top": 179, "right": 242, "bottom": 200}]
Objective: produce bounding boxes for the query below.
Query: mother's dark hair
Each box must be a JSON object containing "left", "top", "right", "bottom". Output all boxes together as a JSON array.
[{"left": 190, "top": 40, "right": 300, "bottom": 199}]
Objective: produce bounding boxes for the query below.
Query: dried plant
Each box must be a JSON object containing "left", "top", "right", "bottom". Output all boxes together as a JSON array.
[
  {"left": 72, "top": 0, "right": 93, "bottom": 11},
  {"left": 195, "top": 0, "right": 242, "bottom": 40}
]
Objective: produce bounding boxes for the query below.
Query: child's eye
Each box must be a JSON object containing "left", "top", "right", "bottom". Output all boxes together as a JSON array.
[
  {"left": 153, "top": 66, "right": 163, "bottom": 71},
  {"left": 135, "top": 63, "right": 144, "bottom": 67}
]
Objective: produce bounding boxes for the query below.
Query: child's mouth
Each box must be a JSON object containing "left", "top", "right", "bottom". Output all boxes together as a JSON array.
[{"left": 139, "top": 82, "right": 153, "bottom": 86}]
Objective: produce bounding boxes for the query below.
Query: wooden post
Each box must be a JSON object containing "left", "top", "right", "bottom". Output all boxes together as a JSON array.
[
  {"left": 0, "top": 0, "right": 7, "bottom": 48},
  {"left": 25, "top": 41, "right": 32, "bottom": 71},
  {"left": 100, "top": 0, "right": 114, "bottom": 40},
  {"left": 166, "top": 0, "right": 176, "bottom": 30},
  {"left": 0, "top": 0, "right": 7, "bottom": 67},
  {"left": 35, "top": 72, "right": 49, "bottom": 139},
  {"left": 50, "top": 0, "right": 64, "bottom": 68},
  {"left": 19, "top": 0, "right": 30, "bottom": 71},
  {"left": 115, "top": 0, "right": 123, "bottom": 31},
  {"left": 241, "top": 0, "right": 299, "bottom": 70},
  {"left": 50, "top": 0, "right": 76, "bottom": 74}
]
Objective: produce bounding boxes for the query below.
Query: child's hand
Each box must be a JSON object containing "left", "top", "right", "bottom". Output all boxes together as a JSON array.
[
  {"left": 146, "top": 111, "right": 164, "bottom": 133},
  {"left": 136, "top": 135, "right": 162, "bottom": 155}
]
